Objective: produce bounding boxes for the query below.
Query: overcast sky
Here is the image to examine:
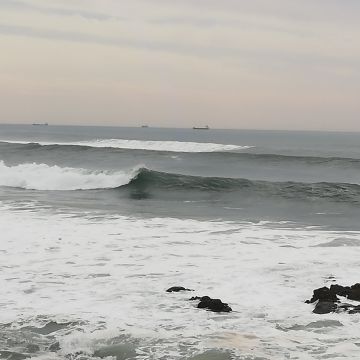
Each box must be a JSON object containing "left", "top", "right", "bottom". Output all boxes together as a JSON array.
[{"left": 0, "top": 0, "right": 359, "bottom": 130}]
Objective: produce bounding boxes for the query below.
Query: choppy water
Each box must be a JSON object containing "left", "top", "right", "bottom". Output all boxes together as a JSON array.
[{"left": 1, "top": 124, "right": 360, "bottom": 359}]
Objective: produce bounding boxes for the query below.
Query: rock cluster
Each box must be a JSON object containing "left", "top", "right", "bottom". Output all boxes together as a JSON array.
[
  {"left": 190, "top": 296, "right": 232, "bottom": 313},
  {"left": 306, "top": 283, "right": 360, "bottom": 314},
  {"left": 166, "top": 286, "right": 193, "bottom": 293},
  {"left": 166, "top": 286, "right": 232, "bottom": 313}
]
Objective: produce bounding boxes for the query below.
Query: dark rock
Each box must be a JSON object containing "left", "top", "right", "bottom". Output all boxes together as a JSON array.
[
  {"left": 307, "top": 283, "right": 360, "bottom": 314},
  {"left": 48, "top": 342, "right": 61, "bottom": 352},
  {"left": 348, "top": 283, "right": 360, "bottom": 301},
  {"left": 349, "top": 305, "right": 360, "bottom": 314},
  {"left": 194, "top": 296, "right": 232, "bottom": 312},
  {"left": 313, "top": 301, "right": 338, "bottom": 314},
  {"left": 25, "top": 344, "right": 40, "bottom": 353},
  {"left": 306, "top": 286, "right": 339, "bottom": 304},
  {"left": 330, "top": 284, "right": 350, "bottom": 297},
  {"left": 166, "top": 286, "right": 193, "bottom": 293},
  {"left": 337, "top": 303, "right": 353, "bottom": 311}
]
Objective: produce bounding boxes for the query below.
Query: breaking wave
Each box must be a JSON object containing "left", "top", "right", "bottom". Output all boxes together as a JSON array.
[
  {"left": 127, "top": 169, "right": 360, "bottom": 202},
  {"left": 0, "top": 139, "right": 251, "bottom": 153},
  {"left": 0, "top": 161, "right": 140, "bottom": 191},
  {"left": 1, "top": 161, "right": 360, "bottom": 203}
]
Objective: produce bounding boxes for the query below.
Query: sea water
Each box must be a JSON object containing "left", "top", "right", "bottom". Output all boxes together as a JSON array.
[{"left": 0, "top": 124, "right": 360, "bottom": 359}]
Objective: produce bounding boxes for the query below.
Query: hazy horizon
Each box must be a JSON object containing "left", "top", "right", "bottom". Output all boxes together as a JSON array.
[{"left": 1, "top": 0, "right": 359, "bottom": 131}]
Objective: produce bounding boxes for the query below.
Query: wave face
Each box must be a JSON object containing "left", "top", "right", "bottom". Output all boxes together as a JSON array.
[
  {"left": 0, "top": 161, "right": 139, "bottom": 190},
  {"left": 0, "top": 139, "right": 251, "bottom": 153},
  {"left": 127, "top": 169, "right": 360, "bottom": 203},
  {"left": 1, "top": 161, "right": 359, "bottom": 203}
]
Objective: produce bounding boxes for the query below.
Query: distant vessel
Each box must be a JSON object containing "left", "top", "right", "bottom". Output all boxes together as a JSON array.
[
  {"left": 141, "top": 125, "right": 149, "bottom": 128},
  {"left": 32, "top": 123, "right": 48, "bottom": 126},
  {"left": 193, "top": 125, "right": 209, "bottom": 130}
]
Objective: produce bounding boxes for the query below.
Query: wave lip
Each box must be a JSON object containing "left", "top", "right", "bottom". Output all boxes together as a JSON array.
[
  {"left": 0, "top": 161, "right": 140, "bottom": 191},
  {"left": 0, "top": 139, "right": 252, "bottom": 153},
  {"left": 1, "top": 162, "right": 359, "bottom": 204}
]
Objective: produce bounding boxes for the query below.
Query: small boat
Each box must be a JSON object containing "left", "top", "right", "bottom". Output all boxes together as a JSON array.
[
  {"left": 193, "top": 125, "right": 209, "bottom": 130},
  {"left": 32, "top": 123, "right": 48, "bottom": 126},
  {"left": 141, "top": 125, "right": 149, "bottom": 128}
]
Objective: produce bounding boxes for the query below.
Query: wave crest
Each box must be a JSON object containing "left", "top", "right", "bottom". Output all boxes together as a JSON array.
[
  {"left": 1, "top": 162, "right": 359, "bottom": 203},
  {"left": 0, "top": 139, "right": 251, "bottom": 153},
  {"left": 0, "top": 161, "right": 140, "bottom": 190}
]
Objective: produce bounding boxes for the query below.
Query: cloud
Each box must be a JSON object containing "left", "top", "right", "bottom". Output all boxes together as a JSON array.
[
  {"left": 0, "top": 0, "right": 124, "bottom": 21},
  {"left": 0, "top": 22, "right": 358, "bottom": 79}
]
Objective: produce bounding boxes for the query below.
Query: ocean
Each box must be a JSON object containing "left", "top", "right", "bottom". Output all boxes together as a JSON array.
[{"left": 0, "top": 124, "right": 360, "bottom": 359}]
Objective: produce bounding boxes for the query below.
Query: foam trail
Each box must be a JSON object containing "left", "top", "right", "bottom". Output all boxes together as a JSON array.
[
  {"left": 0, "top": 161, "right": 139, "bottom": 190},
  {"left": 0, "top": 139, "right": 252, "bottom": 152}
]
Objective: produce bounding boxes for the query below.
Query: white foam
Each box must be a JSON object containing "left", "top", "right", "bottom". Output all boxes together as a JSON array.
[
  {"left": 0, "top": 161, "right": 139, "bottom": 190},
  {"left": 0, "top": 139, "right": 252, "bottom": 152},
  {"left": 0, "top": 204, "right": 360, "bottom": 358}
]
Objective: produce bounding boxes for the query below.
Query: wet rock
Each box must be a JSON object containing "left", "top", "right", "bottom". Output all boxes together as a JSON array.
[
  {"left": 348, "top": 283, "right": 360, "bottom": 301},
  {"left": 313, "top": 301, "right": 338, "bottom": 314},
  {"left": 166, "top": 286, "right": 193, "bottom": 293},
  {"left": 48, "top": 341, "right": 61, "bottom": 352},
  {"left": 191, "top": 296, "right": 232, "bottom": 312},
  {"left": 349, "top": 305, "right": 360, "bottom": 314},
  {"left": 329, "top": 284, "right": 350, "bottom": 297},
  {"left": 306, "top": 286, "right": 339, "bottom": 303},
  {"left": 307, "top": 283, "right": 360, "bottom": 314},
  {"left": 25, "top": 344, "right": 40, "bottom": 353},
  {"left": 93, "top": 343, "right": 137, "bottom": 360}
]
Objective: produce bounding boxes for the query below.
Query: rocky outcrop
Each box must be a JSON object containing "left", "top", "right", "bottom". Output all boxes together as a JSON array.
[
  {"left": 306, "top": 283, "right": 360, "bottom": 314},
  {"left": 166, "top": 286, "right": 232, "bottom": 312},
  {"left": 190, "top": 296, "right": 232, "bottom": 313},
  {"left": 166, "top": 286, "right": 193, "bottom": 293}
]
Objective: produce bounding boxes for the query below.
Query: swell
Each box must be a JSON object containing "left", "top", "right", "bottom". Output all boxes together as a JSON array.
[
  {"left": 0, "top": 139, "right": 249, "bottom": 153},
  {"left": 125, "top": 168, "right": 360, "bottom": 203},
  {"left": 2, "top": 141, "right": 360, "bottom": 167},
  {"left": 1, "top": 161, "right": 359, "bottom": 203}
]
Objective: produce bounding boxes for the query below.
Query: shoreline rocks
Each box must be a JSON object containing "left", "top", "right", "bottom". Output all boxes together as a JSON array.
[
  {"left": 166, "top": 286, "right": 232, "bottom": 313},
  {"left": 190, "top": 296, "right": 232, "bottom": 313},
  {"left": 166, "top": 286, "right": 193, "bottom": 293},
  {"left": 306, "top": 283, "right": 360, "bottom": 314}
]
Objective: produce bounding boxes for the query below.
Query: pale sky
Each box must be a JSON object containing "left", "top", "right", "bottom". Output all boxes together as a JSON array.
[{"left": 0, "top": 0, "right": 359, "bottom": 130}]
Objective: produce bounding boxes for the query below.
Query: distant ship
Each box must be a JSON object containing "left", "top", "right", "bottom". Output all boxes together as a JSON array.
[
  {"left": 193, "top": 125, "right": 209, "bottom": 130},
  {"left": 141, "top": 125, "right": 149, "bottom": 128},
  {"left": 32, "top": 123, "right": 48, "bottom": 126}
]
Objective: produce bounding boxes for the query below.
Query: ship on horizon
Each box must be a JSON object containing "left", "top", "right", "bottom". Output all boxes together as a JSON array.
[
  {"left": 32, "top": 122, "right": 48, "bottom": 126},
  {"left": 192, "top": 125, "right": 210, "bottom": 130}
]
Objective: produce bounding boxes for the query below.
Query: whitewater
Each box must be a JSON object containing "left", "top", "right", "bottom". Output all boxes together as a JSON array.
[
  {"left": 1, "top": 205, "right": 360, "bottom": 359},
  {"left": 0, "top": 160, "right": 140, "bottom": 190},
  {"left": 0, "top": 138, "right": 251, "bottom": 153},
  {"left": 1, "top": 124, "right": 360, "bottom": 359}
]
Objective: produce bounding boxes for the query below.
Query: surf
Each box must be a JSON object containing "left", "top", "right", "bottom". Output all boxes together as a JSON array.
[
  {"left": 0, "top": 139, "right": 251, "bottom": 153},
  {"left": 0, "top": 161, "right": 141, "bottom": 191}
]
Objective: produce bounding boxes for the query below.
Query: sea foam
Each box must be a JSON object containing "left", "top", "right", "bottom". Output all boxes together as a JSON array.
[
  {"left": 0, "top": 139, "right": 252, "bottom": 152},
  {"left": 0, "top": 204, "right": 360, "bottom": 359},
  {"left": 0, "top": 161, "right": 139, "bottom": 190}
]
